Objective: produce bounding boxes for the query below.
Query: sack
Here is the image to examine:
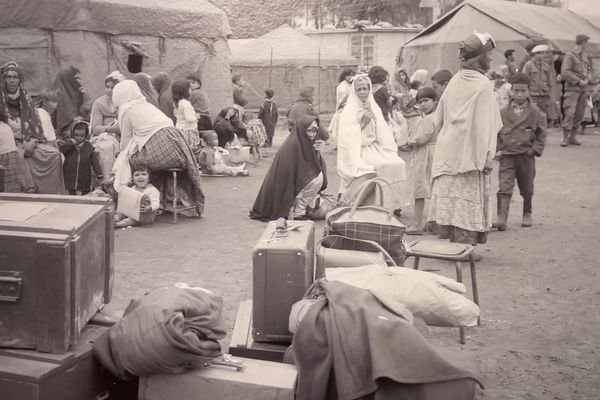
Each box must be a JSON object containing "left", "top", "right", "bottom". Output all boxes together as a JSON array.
[
  {"left": 326, "top": 178, "right": 407, "bottom": 265},
  {"left": 316, "top": 234, "right": 396, "bottom": 279},
  {"left": 305, "top": 193, "right": 338, "bottom": 220},
  {"left": 326, "top": 265, "right": 480, "bottom": 327}
]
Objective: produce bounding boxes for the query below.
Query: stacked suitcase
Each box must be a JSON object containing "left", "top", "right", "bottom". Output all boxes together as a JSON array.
[{"left": 0, "top": 194, "right": 123, "bottom": 399}]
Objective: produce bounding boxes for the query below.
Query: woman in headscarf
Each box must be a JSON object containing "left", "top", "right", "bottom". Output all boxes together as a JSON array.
[
  {"left": 337, "top": 74, "right": 407, "bottom": 209},
  {"left": 111, "top": 80, "right": 205, "bottom": 216},
  {"left": 131, "top": 73, "right": 159, "bottom": 108},
  {"left": 213, "top": 106, "right": 247, "bottom": 147},
  {"left": 391, "top": 67, "right": 411, "bottom": 96},
  {"left": 90, "top": 72, "right": 122, "bottom": 180},
  {"left": 250, "top": 115, "right": 328, "bottom": 221},
  {"left": 151, "top": 72, "right": 176, "bottom": 123},
  {"left": 54, "top": 66, "right": 92, "bottom": 137},
  {"left": 0, "top": 107, "right": 30, "bottom": 192},
  {"left": 428, "top": 31, "right": 502, "bottom": 246},
  {"left": 0, "top": 61, "right": 65, "bottom": 194}
]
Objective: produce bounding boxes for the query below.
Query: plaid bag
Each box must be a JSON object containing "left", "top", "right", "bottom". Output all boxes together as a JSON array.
[{"left": 326, "top": 178, "right": 407, "bottom": 266}]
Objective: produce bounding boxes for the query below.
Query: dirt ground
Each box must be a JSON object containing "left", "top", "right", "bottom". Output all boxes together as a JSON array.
[{"left": 106, "top": 124, "right": 600, "bottom": 399}]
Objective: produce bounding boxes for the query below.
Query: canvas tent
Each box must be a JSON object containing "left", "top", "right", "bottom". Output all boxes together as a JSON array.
[
  {"left": 229, "top": 25, "right": 358, "bottom": 113},
  {"left": 398, "top": 0, "right": 600, "bottom": 76},
  {"left": 0, "top": 0, "right": 233, "bottom": 119}
]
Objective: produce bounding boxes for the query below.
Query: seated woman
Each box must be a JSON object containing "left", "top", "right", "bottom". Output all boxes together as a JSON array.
[
  {"left": 0, "top": 61, "right": 64, "bottom": 194},
  {"left": 213, "top": 107, "right": 247, "bottom": 148},
  {"left": 0, "top": 108, "right": 30, "bottom": 192},
  {"left": 337, "top": 74, "right": 407, "bottom": 209},
  {"left": 250, "top": 115, "right": 328, "bottom": 221},
  {"left": 111, "top": 80, "right": 205, "bottom": 217}
]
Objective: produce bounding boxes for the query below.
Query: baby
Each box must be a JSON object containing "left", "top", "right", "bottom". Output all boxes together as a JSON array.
[
  {"left": 198, "top": 131, "right": 249, "bottom": 176},
  {"left": 114, "top": 164, "right": 161, "bottom": 228}
]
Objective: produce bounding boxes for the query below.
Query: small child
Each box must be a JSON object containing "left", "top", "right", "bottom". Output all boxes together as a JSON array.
[
  {"left": 403, "top": 87, "right": 439, "bottom": 235},
  {"left": 59, "top": 121, "right": 103, "bottom": 195},
  {"left": 114, "top": 164, "right": 161, "bottom": 228},
  {"left": 172, "top": 80, "right": 200, "bottom": 152},
  {"left": 244, "top": 111, "right": 267, "bottom": 159},
  {"left": 493, "top": 73, "right": 547, "bottom": 230},
  {"left": 258, "top": 89, "right": 278, "bottom": 147},
  {"left": 493, "top": 67, "right": 512, "bottom": 110},
  {"left": 198, "top": 131, "right": 249, "bottom": 176}
]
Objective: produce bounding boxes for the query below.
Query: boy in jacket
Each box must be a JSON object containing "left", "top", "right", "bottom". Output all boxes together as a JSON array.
[{"left": 493, "top": 73, "right": 547, "bottom": 230}]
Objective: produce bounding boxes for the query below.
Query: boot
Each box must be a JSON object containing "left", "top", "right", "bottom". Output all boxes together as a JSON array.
[
  {"left": 568, "top": 130, "right": 581, "bottom": 146},
  {"left": 521, "top": 212, "right": 533, "bottom": 227},
  {"left": 492, "top": 196, "right": 510, "bottom": 231},
  {"left": 560, "top": 130, "right": 569, "bottom": 147}
]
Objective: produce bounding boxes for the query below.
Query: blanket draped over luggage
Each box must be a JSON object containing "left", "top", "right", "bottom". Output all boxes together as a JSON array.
[{"left": 292, "top": 280, "right": 481, "bottom": 400}]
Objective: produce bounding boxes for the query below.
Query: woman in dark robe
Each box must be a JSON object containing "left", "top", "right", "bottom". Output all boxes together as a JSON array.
[
  {"left": 54, "top": 66, "right": 92, "bottom": 137},
  {"left": 213, "top": 107, "right": 247, "bottom": 147},
  {"left": 250, "top": 115, "right": 328, "bottom": 221},
  {"left": 131, "top": 73, "right": 159, "bottom": 108},
  {"left": 151, "top": 72, "right": 175, "bottom": 123}
]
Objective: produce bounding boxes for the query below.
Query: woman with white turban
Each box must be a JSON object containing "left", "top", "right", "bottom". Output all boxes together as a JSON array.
[
  {"left": 112, "top": 80, "right": 205, "bottom": 216},
  {"left": 336, "top": 74, "right": 407, "bottom": 209}
]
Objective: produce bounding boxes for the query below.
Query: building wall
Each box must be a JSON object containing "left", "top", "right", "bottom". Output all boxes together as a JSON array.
[{"left": 305, "top": 29, "right": 419, "bottom": 74}]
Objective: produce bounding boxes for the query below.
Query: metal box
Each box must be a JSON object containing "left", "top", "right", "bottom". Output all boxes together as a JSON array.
[{"left": 0, "top": 194, "right": 114, "bottom": 353}]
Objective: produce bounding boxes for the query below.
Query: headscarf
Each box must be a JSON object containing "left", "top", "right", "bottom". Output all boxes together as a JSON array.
[
  {"left": 391, "top": 67, "right": 411, "bottom": 95},
  {"left": 410, "top": 69, "right": 429, "bottom": 86},
  {"left": 69, "top": 120, "right": 90, "bottom": 140},
  {"left": 250, "top": 114, "right": 326, "bottom": 221},
  {"left": 54, "top": 66, "right": 85, "bottom": 133},
  {"left": 459, "top": 31, "right": 496, "bottom": 74},
  {"left": 0, "top": 61, "right": 44, "bottom": 140},
  {"left": 151, "top": 72, "right": 175, "bottom": 122},
  {"left": 131, "top": 73, "right": 159, "bottom": 108},
  {"left": 112, "top": 80, "right": 173, "bottom": 150},
  {"left": 337, "top": 74, "right": 398, "bottom": 181}
]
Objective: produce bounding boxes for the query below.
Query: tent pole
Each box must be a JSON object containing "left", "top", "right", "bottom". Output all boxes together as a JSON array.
[
  {"left": 269, "top": 47, "right": 273, "bottom": 88},
  {"left": 318, "top": 47, "right": 321, "bottom": 114}
]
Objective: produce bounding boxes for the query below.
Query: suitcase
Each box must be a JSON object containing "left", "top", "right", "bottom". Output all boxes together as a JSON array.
[
  {"left": 0, "top": 322, "right": 138, "bottom": 400},
  {"left": 252, "top": 219, "right": 314, "bottom": 343},
  {"left": 139, "top": 356, "right": 296, "bottom": 400},
  {"left": 0, "top": 193, "right": 114, "bottom": 353}
]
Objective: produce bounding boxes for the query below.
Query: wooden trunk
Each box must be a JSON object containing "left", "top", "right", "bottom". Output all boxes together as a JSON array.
[{"left": 0, "top": 194, "right": 114, "bottom": 353}]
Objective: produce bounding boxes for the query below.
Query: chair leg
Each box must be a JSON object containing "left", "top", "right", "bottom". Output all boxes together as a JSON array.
[
  {"left": 413, "top": 256, "right": 420, "bottom": 270},
  {"left": 459, "top": 327, "right": 465, "bottom": 344},
  {"left": 454, "top": 261, "right": 463, "bottom": 283},
  {"left": 469, "top": 254, "right": 480, "bottom": 326},
  {"left": 172, "top": 171, "right": 177, "bottom": 224}
]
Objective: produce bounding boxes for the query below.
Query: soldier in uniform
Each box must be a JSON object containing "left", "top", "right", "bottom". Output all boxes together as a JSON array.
[{"left": 522, "top": 44, "right": 553, "bottom": 119}]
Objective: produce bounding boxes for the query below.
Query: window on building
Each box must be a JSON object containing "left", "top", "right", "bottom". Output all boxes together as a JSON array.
[
  {"left": 127, "top": 54, "right": 143, "bottom": 73},
  {"left": 351, "top": 34, "right": 374, "bottom": 68}
]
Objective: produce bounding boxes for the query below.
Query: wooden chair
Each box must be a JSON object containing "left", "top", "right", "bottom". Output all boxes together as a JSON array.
[
  {"left": 165, "top": 168, "right": 195, "bottom": 224},
  {"left": 404, "top": 239, "right": 480, "bottom": 344}
]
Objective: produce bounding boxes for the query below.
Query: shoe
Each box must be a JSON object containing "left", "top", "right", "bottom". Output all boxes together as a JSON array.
[
  {"left": 236, "top": 170, "right": 249, "bottom": 177},
  {"left": 491, "top": 196, "right": 510, "bottom": 231},
  {"left": 292, "top": 214, "right": 311, "bottom": 221},
  {"left": 560, "top": 130, "right": 569, "bottom": 147},
  {"left": 568, "top": 134, "right": 581, "bottom": 146},
  {"left": 521, "top": 212, "right": 532, "bottom": 227}
]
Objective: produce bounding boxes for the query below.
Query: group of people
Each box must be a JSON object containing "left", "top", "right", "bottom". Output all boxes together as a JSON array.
[
  {"left": 250, "top": 31, "right": 596, "bottom": 259},
  {"left": 0, "top": 62, "right": 284, "bottom": 227}
]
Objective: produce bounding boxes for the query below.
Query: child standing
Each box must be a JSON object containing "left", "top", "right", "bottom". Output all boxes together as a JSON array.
[
  {"left": 59, "top": 121, "right": 103, "bottom": 195},
  {"left": 403, "top": 87, "right": 439, "bottom": 235},
  {"left": 114, "top": 164, "right": 161, "bottom": 228},
  {"left": 245, "top": 111, "right": 267, "bottom": 159},
  {"left": 258, "top": 89, "right": 278, "bottom": 147},
  {"left": 493, "top": 73, "right": 547, "bottom": 230},
  {"left": 172, "top": 80, "right": 200, "bottom": 152},
  {"left": 198, "top": 131, "right": 249, "bottom": 176}
]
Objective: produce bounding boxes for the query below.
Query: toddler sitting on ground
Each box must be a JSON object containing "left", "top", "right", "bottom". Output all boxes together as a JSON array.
[
  {"left": 198, "top": 131, "right": 249, "bottom": 176},
  {"left": 114, "top": 164, "right": 161, "bottom": 228}
]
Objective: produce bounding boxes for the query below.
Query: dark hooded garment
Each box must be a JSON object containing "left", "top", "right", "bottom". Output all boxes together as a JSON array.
[
  {"left": 213, "top": 107, "right": 247, "bottom": 147},
  {"left": 151, "top": 72, "right": 176, "bottom": 123},
  {"left": 250, "top": 115, "right": 328, "bottom": 221}
]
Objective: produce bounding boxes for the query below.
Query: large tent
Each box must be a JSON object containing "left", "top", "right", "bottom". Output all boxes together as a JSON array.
[
  {"left": 0, "top": 0, "right": 233, "bottom": 119},
  {"left": 398, "top": 0, "right": 600, "bottom": 76},
  {"left": 229, "top": 25, "right": 358, "bottom": 113}
]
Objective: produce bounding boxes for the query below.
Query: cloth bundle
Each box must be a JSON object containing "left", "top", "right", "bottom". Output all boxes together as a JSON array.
[{"left": 93, "top": 283, "right": 227, "bottom": 379}]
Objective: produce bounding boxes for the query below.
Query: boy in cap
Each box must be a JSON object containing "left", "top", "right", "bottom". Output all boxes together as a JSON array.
[
  {"left": 560, "top": 34, "right": 598, "bottom": 146},
  {"left": 493, "top": 73, "right": 547, "bottom": 230},
  {"left": 522, "top": 44, "right": 553, "bottom": 117}
]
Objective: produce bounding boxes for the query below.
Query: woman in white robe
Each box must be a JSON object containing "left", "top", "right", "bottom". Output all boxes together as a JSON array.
[{"left": 337, "top": 74, "right": 407, "bottom": 209}]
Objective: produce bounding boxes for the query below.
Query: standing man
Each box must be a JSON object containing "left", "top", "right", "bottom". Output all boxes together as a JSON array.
[
  {"left": 561, "top": 34, "right": 597, "bottom": 147},
  {"left": 504, "top": 49, "right": 518, "bottom": 78},
  {"left": 522, "top": 45, "right": 553, "bottom": 118}
]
